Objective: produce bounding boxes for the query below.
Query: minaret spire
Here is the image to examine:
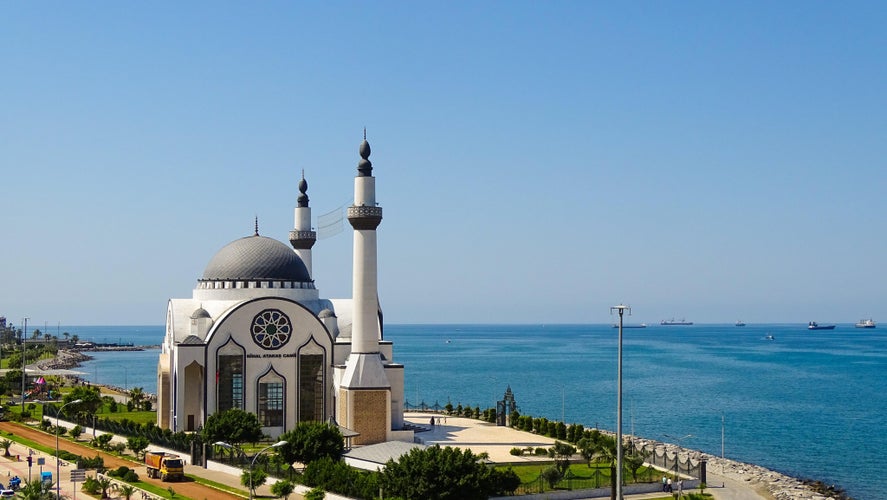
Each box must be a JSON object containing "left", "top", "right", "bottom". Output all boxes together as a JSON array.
[
  {"left": 254, "top": 216, "right": 259, "bottom": 236},
  {"left": 290, "top": 169, "right": 317, "bottom": 277},
  {"left": 339, "top": 133, "right": 390, "bottom": 445}
]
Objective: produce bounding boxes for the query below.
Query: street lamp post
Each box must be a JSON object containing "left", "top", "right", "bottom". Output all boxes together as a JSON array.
[
  {"left": 610, "top": 304, "right": 630, "bottom": 500},
  {"left": 57, "top": 399, "right": 83, "bottom": 499},
  {"left": 663, "top": 433, "right": 693, "bottom": 486},
  {"left": 249, "top": 441, "right": 285, "bottom": 500},
  {"left": 21, "top": 317, "right": 29, "bottom": 406}
]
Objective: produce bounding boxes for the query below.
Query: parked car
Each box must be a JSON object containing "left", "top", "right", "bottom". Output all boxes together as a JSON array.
[{"left": 0, "top": 489, "right": 15, "bottom": 498}]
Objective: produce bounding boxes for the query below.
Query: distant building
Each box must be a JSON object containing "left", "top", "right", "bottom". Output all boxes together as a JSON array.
[{"left": 156, "top": 136, "right": 410, "bottom": 444}]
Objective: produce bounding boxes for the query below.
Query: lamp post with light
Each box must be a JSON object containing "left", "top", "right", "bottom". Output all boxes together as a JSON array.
[
  {"left": 216, "top": 440, "right": 285, "bottom": 500},
  {"left": 663, "top": 433, "right": 693, "bottom": 485},
  {"left": 610, "top": 304, "right": 630, "bottom": 500},
  {"left": 57, "top": 399, "right": 82, "bottom": 499},
  {"left": 249, "top": 441, "right": 286, "bottom": 500}
]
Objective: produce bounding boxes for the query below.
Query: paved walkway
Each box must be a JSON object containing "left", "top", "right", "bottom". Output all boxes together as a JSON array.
[{"left": 405, "top": 412, "right": 771, "bottom": 500}]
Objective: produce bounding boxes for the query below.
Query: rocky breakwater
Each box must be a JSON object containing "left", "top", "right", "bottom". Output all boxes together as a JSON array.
[
  {"left": 640, "top": 438, "right": 851, "bottom": 500},
  {"left": 703, "top": 453, "right": 851, "bottom": 500},
  {"left": 35, "top": 349, "right": 93, "bottom": 370}
]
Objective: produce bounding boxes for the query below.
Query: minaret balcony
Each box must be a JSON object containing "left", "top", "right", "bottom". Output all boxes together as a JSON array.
[
  {"left": 347, "top": 205, "right": 383, "bottom": 230},
  {"left": 289, "top": 230, "right": 317, "bottom": 249}
]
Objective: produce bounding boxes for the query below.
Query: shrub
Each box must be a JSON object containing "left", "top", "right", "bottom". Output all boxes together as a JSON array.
[
  {"left": 110, "top": 466, "right": 131, "bottom": 478},
  {"left": 534, "top": 447, "right": 548, "bottom": 455},
  {"left": 123, "top": 470, "right": 140, "bottom": 482},
  {"left": 304, "top": 489, "right": 325, "bottom": 500},
  {"left": 541, "top": 466, "right": 562, "bottom": 489},
  {"left": 509, "top": 447, "right": 523, "bottom": 456}
]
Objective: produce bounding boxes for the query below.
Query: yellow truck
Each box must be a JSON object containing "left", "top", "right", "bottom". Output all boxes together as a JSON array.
[{"left": 144, "top": 451, "right": 185, "bottom": 481}]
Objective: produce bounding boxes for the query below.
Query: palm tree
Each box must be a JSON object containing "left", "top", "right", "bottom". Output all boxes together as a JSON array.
[
  {"left": 116, "top": 484, "right": 137, "bottom": 500},
  {"left": 0, "top": 439, "right": 12, "bottom": 457},
  {"left": 63, "top": 332, "right": 70, "bottom": 342},
  {"left": 95, "top": 475, "right": 114, "bottom": 499},
  {"left": 129, "top": 387, "right": 145, "bottom": 409},
  {"left": 16, "top": 480, "right": 54, "bottom": 500}
]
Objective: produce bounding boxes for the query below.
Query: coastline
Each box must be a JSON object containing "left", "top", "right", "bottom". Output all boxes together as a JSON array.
[
  {"left": 640, "top": 439, "right": 848, "bottom": 500},
  {"left": 38, "top": 349, "right": 848, "bottom": 499},
  {"left": 32, "top": 348, "right": 158, "bottom": 399}
]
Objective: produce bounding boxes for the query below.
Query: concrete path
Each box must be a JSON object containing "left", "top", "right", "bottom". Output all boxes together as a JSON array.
[{"left": 405, "top": 412, "right": 770, "bottom": 500}]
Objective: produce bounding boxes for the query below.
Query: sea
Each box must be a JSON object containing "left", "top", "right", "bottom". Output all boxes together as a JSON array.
[{"left": 60, "top": 323, "right": 885, "bottom": 499}]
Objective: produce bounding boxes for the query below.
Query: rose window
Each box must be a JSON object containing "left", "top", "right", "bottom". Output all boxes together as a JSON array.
[{"left": 251, "top": 309, "right": 292, "bottom": 349}]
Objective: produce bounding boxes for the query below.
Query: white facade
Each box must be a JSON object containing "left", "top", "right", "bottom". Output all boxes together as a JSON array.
[{"left": 157, "top": 139, "right": 407, "bottom": 443}]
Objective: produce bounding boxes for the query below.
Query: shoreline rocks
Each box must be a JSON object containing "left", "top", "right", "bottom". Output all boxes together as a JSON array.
[{"left": 35, "top": 349, "right": 93, "bottom": 370}]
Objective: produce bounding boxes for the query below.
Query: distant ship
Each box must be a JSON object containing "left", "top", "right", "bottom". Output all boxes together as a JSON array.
[
  {"left": 735, "top": 320, "right": 746, "bottom": 327},
  {"left": 808, "top": 321, "right": 836, "bottom": 330},
  {"left": 612, "top": 323, "right": 647, "bottom": 329},
  {"left": 660, "top": 318, "right": 693, "bottom": 326},
  {"left": 855, "top": 319, "right": 876, "bottom": 329},
  {"left": 765, "top": 334, "right": 775, "bottom": 340}
]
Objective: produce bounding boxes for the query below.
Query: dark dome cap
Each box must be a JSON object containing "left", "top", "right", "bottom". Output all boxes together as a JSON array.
[{"left": 201, "top": 235, "right": 310, "bottom": 282}]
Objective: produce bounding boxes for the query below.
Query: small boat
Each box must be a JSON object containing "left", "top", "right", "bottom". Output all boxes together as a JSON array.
[
  {"left": 855, "top": 319, "right": 876, "bottom": 329},
  {"left": 612, "top": 323, "right": 647, "bottom": 329},
  {"left": 765, "top": 334, "right": 775, "bottom": 340},
  {"left": 808, "top": 321, "right": 836, "bottom": 330},
  {"left": 735, "top": 320, "right": 746, "bottom": 327}
]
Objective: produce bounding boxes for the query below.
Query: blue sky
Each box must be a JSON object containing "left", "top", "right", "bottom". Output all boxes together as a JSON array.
[{"left": 2, "top": 2, "right": 886, "bottom": 326}]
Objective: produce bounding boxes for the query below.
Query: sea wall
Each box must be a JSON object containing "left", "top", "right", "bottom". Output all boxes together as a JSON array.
[
  {"left": 639, "top": 437, "right": 847, "bottom": 500},
  {"left": 34, "top": 349, "right": 92, "bottom": 370}
]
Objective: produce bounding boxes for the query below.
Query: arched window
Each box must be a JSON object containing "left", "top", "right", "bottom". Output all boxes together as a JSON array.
[
  {"left": 298, "top": 339, "right": 325, "bottom": 422},
  {"left": 216, "top": 340, "right": 245, "bottom": 412},
  {"left": 257, "top": 369, "right": 285, "bottom": 427}
]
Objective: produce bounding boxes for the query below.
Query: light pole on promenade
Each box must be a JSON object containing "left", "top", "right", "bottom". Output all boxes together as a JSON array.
[
  {"left": 663, "top": 433, "right": 693, "bottom": 483},
  {"left": 21, "top": 317, "right": 29, "bottom": 406},
  {"left": 249, "top": 441, "right": 285, "bottom": 500},
  {"left": 610, "top": 304, "right": 630, "bottom": 500},
  {"left": 57, "top": 399, "right": 83, "bottom": 499}
]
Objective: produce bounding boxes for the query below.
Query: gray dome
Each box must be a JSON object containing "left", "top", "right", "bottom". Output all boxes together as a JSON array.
[
  {"left": 190, "top": 307, "right": 211, "bottom": 320},
  {"left": 201, "top": 235, "right": 310, "bottom": 282}
]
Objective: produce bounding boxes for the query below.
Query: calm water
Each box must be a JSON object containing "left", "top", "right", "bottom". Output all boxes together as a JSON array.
[{"left": 63, "top": 323, "right": 885, "bottom": 499}]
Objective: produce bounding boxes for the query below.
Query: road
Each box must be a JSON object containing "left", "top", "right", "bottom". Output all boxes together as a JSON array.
[{"left": 0, "top": 421, "right": 246, "bottom": 500}]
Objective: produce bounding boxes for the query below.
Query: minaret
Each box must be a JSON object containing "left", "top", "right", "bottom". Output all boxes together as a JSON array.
[
  {"left": 338, "top": 132, "right": 391, "bottom": 445},
  {"left": 289, "top": 170, "right": 316, "bottom": 278}
]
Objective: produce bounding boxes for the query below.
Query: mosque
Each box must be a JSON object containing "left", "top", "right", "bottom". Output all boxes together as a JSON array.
[{"left": 156, "top": 136, "right": 411, "bottom": 445}]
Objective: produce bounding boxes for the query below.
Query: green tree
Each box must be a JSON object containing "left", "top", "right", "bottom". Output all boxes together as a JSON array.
[
  {"left": 381, "top": 445, "right": 502, "bottom": 500},
  {"left": 95, "top": 475, "right": 114, "bottom": 499},
  {"left": 577, "top": 430, "right": 618, "bottom": 500},
  {"left": 278, "top": 421, "right": 344, "bottom": 466},
  {"left": 91, "top": 433, "right": 113, "bottom": 450},
  {"left": 16, "top": 479, "right": 54, "bottom": 500},
  {"left": 547, "top": 441, "right": 577, "bottom": 474},
  {"left": 0, "top": 439, "right": 11, "bottom": 457},
  {"left": 64, "top": 385, "right": 102, "bottom": 421},
  {"left": 541, "top": 466, "right": 562, "bottom": 489},
  {"left": 70, "top": 425, "right": 83, "bottom": 440},
  {"left": 127, "top": 436, "right": 150, "bottom": 458},
  {"left": 625, "top": 446, "right": 649, "bottom": 482},
  {"left": 304, "top": 489, "right": 325, "bottom": 500},
  {"left": 199, "top": 408, "right": 265, "bottom": 448},
  {"left": 270, "top": 479, "right": 295, "bottom": 500},
  {"left": 241, "top": 467, "right": 268, "bottom": 497},
  {"left": 117, "top": 484, "right": 137, "bottom": 500},
  {"left": 128, "top": 387, "right": 146, "bottom": 410}
]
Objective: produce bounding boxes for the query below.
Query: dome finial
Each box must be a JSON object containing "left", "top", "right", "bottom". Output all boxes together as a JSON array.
[
  {"left": 254, "top": 216, "right": 259, "bottom": 236},
  {"left": 358, "top": 130, "right": 372, "bottom": 176}
]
